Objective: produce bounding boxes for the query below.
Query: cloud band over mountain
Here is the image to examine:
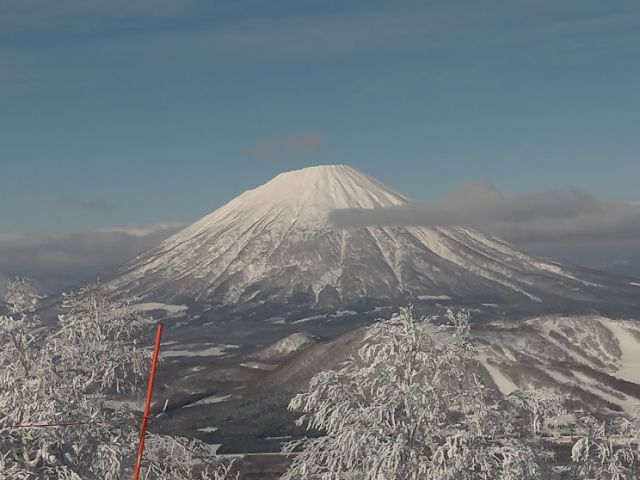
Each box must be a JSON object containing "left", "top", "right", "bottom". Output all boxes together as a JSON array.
[
  {"left": 330, "top": 182, "right": 640, "bottom": 242},
  {"left": 330, "top": 182, "right": 640, "bottom": 278}
]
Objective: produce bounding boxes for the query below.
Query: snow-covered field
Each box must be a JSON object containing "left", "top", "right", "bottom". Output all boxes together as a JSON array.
[
  {"left": 197, "top": 426, "right": 219, "bottom": 433},
  {"left": 417, "top": 295, "right": 452, "bottom": 301},
  {"left": 186, "top": 395, "right": 232, "bottom": 408},
  {"left": 133, "top": 302, "right": 188, "bottom": 317},
  {"left": 162, "top": 344, "right": 238, "bottom": 357},
  {"left": 240, "top": 361, "right": 277, "bottom": 370},
  {"left": 253, "top": 332, "right": 319, "bottom": 361}
]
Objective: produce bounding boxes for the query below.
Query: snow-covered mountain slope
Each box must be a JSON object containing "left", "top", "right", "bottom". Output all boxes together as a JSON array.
[
  {"left": 476, "top": 315, "right": 640, "bottom": 412},
  {"left": 108, "top": 165, "right": 637, "bottom": 313},
  {"left": 252, "top": 315, "right": 640, "bottom": 413},
  {"left": 251, "top": 332, "right": 320, "bottom": 361}
]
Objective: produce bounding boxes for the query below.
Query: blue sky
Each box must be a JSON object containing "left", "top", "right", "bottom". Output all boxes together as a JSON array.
[{"left": 2, "top": 0, "right": 639, "bottom": 232}]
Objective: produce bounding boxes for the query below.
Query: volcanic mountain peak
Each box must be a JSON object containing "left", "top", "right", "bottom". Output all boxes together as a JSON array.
[
  {"left": 224, "top": 164, "right": 405, "bottom": 211},
  {"left": 162, "top": 164, "right": 405, "bottom": 249},
  {"left": 109, "top": 165, "right": 637, "bottom": 314}
]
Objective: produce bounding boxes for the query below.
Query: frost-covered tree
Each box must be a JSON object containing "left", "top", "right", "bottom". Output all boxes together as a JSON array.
[
  {"left": 283, "top": 307, "right": 564, "bottom": 480},
  {"left": 0, "top": 280, "right": 231, "bottom": 479},
  {"left": 569, "top": 413, "right": 640, "bottom": 479},
  {"left": 4, "top": 277, "right": 39, "bottom": 315},
  {"left": 140, "top": 434, "right": 235, "bottom": 480},
  {"left": 0, "top": 280, "right": 149, "bottom": 478}
]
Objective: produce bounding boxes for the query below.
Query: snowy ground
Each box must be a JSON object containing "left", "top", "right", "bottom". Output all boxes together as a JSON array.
[{"left": 162, "top": 344, "right": 238, "bottom": 357}]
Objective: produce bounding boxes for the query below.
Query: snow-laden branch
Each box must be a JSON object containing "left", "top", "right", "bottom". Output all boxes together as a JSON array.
[{"left": 0, "top": 279, "right": 234, "bottom": 480}]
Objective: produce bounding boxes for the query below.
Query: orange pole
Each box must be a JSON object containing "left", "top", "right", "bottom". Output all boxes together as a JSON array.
[{"left": 132, "top": 323, "right": 163, "bottom": 480}]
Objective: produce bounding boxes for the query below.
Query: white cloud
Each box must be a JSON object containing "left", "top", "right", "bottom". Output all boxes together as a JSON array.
[
  {"left": 330, "top": 182, "right": 640, "bottom": 277},
  {"left": 92, "top": 222, "right": 185, "bottom": 237},
  {"left": 0, "top": 223, "right": 183, "bottom": 293},
  {"left": 331, "top": 182, "right": 640, "bottom": 242}
]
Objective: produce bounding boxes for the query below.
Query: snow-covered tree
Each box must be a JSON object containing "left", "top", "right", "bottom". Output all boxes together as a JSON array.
[
  {"left": 569, "top": 413, "right": 640, "bottom": 479},
  {"left": 140, "top": 434, "right": 235, "bottom": 480},
  {"left": 0, "top": 280, "right": 149, "bottom": 478},
  {"left": 0, "top": 280, "right": 232, "bottom": 479},
  {"left": 282, "top": 307, "right": 564, "bottom": 480},
  {"left": 4, "top": 277, "right": 39, "bottom": 315}
]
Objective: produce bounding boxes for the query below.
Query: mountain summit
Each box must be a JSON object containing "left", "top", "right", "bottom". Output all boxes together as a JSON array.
[
  {"left": 109, "top": 165, "right": 635, "bottom": 313},
  {"left": 227, "top": 164, "right": 408, "bottom": 211}
]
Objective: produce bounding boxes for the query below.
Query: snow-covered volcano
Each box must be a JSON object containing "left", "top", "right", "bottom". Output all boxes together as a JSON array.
[{"left": 109, "top": 165, "right": 635, "bottom": 312}]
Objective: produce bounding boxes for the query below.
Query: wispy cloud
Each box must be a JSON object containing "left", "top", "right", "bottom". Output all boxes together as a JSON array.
[
  {"left": 0, "top": 0, "right": 198, "bottom": 32},
  {"left": 58, "top": 196, "right": 118, "bottom": 215},
  {"left": 1, "top": 0, "right": 636, "bottom": 72},
  {"left": 2, "top": 0, "right": 637, "bottom": 102},
  {"left": 247, "top": 131, "right": 325, "bottom": 159}
]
